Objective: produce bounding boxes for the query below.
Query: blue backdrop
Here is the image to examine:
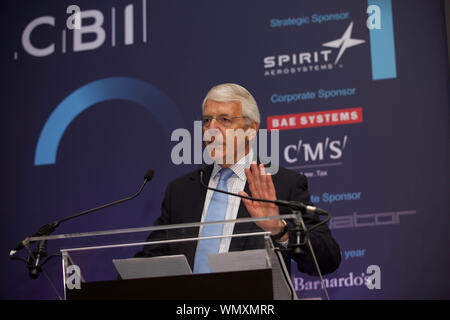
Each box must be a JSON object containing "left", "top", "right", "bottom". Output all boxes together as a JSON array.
[{"left": 1, "top": 0, "right": 449, "bottom": 299}]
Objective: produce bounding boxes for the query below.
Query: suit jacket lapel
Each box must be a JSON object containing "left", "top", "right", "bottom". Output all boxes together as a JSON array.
[
  {"left": 229, "top": 179, "right": 265, "bottom": 251},
  {"left": 192, "top": 164, "right": 214, "bottom": 222},
  {"left": 236, "top": 182, "right": 251, "bottom": 220}
]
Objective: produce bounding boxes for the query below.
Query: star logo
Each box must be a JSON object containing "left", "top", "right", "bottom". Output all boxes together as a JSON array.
[{"left": 322, "top": 22, "right": 365, "bottom": 65}]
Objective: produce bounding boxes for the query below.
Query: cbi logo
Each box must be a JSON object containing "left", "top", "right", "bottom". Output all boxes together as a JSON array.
[{"left": 15, "top": 0, "right": 148, "bottom": 59}]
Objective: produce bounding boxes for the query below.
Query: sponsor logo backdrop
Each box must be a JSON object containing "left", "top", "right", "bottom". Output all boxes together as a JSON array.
[{"left": 1, "top": 0, "right": 449, "bottom": 299}]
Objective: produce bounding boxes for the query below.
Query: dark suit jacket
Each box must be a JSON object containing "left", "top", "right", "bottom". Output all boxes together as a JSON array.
[{"left": 135, "top": 165, "right": 341, "bottom": 276}]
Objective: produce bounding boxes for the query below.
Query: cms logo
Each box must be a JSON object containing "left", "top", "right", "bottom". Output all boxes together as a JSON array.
[
  {"left": 18, "top": 0, "right": 148, "bottom": 58},
  {"left": 284, "top": 136, "right": 347, "bottom": 164}
]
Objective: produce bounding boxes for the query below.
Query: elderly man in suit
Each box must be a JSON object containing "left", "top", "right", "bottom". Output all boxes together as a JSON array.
[{"left": 135, "top": 83, "right": 341, "bottom": 276}]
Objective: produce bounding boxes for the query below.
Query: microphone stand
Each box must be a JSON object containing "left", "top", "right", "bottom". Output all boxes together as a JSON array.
[{"left": 10, "top": 169, "right": 154, "bottom": 280}]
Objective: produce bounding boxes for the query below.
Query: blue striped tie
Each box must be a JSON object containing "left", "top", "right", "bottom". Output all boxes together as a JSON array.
[{"left": 193, "top": 168, "right": 234, "bottom": 273}]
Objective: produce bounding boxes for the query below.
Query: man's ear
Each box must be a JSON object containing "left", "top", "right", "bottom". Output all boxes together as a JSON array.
[
  {"left": 249, "top": 121, "right": 259, "bottom": 132},
  {"left": 245, "top": 121, "right": 259, "bottom": 142}
]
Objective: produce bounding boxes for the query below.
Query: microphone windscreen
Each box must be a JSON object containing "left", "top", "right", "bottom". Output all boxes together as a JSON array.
[{"left": 144, "top": 169, "right": 154, "bottom": 181}]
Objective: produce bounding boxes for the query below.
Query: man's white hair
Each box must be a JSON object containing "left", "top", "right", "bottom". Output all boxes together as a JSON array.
[{"left": 202, "top": 83, "right": 260, "bottom": 124}]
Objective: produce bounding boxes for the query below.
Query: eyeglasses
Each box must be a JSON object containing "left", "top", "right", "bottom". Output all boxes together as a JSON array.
[{"left": 202, "top": 115, "right": 247, "bottom": 128}]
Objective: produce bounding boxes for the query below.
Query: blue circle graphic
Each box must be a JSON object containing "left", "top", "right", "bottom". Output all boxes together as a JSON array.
[{"left": 34, "top": 77, "right": 184, "bottom": 166}]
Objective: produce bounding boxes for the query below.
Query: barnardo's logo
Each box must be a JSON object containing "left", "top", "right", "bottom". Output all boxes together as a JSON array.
[
  {"left": 293, "top": 265, "right": 381, "bottom": 292},
  {"left": 263, "top": 22, "right": 365, "bottom": 77}
]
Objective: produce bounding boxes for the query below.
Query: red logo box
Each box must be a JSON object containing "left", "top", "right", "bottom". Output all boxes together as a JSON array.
[{"left": 267, "top": 107, "right": 363, "bottom": 130}]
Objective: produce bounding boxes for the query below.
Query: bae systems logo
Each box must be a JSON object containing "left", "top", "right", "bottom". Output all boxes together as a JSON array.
[{"left": 263, "top": 22, "right": 365, "bottom": 77}]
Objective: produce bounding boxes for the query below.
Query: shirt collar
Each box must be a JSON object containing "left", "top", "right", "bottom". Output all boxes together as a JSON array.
[{"left": 211, "top": 148, "right": 254, "bottom": 182}]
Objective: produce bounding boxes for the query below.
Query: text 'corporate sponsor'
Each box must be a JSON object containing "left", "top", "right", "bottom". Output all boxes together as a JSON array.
[
  {"left": 271, "top": 88, "right": 356, "bottom": 104},
  {"left": 268, "top": 107, "right": 363, "bottom": 130}
]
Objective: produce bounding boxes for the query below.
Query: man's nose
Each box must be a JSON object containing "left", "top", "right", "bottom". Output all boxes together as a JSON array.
[{"left": 208, "top": 118, "right": 219, "bottom": 129}]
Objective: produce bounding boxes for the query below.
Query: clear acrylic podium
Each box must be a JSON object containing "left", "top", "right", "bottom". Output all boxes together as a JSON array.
[{"left": 24, "top": 215, "right": 298, "bottom": 300}]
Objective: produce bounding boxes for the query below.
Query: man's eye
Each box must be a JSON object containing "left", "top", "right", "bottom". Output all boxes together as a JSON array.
[{"left": 220, "top": 116, "right": 231, "bottom": 123}]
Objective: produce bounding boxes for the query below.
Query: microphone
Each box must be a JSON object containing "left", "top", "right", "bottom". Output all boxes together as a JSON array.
[
  {"left": 28, "top": 240, "right": 47, "bottom": 279},
  {"left": 10, "top": 169, "right": 155, "bottom": 256},
  {"left": 302, "top": 205, "right": 329, "bottom": 216},
  {"left": 198, "top": 168, "right": 328, "bottom": 215}
]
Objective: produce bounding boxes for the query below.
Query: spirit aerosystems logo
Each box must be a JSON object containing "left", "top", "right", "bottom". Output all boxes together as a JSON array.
[
  {"left": 263, "top": 22, "right": 365, "bottom": 77},
  {"left": 264, "top": 0, "right": 397, "bottom": 80},
  {"left": 322, "top": 22, "right": 365, "bottom": 65}
]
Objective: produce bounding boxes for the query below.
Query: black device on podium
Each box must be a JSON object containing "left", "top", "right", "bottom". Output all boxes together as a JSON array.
[{"left": 66, "top": 268, "right": 274, "bottom": 300}]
